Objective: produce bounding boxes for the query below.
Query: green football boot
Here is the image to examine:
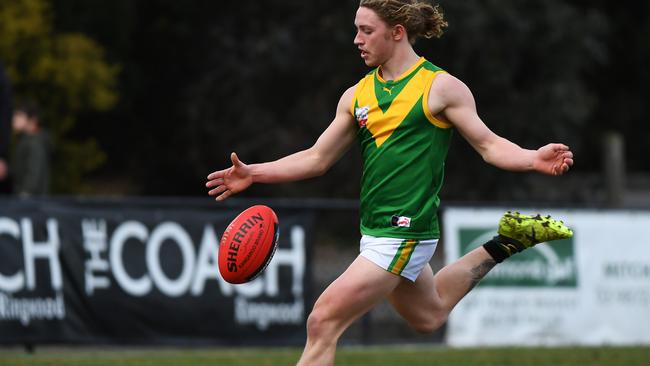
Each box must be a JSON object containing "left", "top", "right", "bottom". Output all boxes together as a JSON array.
[{"left": 495, "top": 211, "right": 573, "bottom": 256}]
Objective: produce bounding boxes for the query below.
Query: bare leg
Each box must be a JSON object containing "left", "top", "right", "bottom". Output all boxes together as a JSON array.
[
  {"left": 388, "top": 211, "right": 572, "bottom": 332},
  {"left": 433, "top": 246, "right": 496, "bottom": 307},
  {"left": 297, "top": 256, "right": 402, "bottom": 366},
  {"left": 388, "top": 246, "right": 495, "bottom": 332}
]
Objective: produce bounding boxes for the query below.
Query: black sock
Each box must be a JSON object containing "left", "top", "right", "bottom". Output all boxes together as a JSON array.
[{"left": 482, "top": 236, "right": 515, "bottom": 263}]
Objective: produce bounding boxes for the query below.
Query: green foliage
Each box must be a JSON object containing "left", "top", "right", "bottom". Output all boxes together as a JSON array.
[{"left": 0, "top": 0, "right": 118, "bottom": 193}]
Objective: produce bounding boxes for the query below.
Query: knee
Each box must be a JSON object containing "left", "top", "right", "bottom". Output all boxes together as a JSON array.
[
  {"left": 306, "top": 307, "right": 338, "bottom": 341},
  {"left": 411, "top": 311, "right": 448, "bottom": 334}
]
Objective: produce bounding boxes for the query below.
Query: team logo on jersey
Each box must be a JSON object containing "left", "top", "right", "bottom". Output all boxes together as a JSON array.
[
  {"left": 391, "top": 215, "right": 412, "bottom": 228},
  {"left": 355, "top": 106, "right": 369, "bottom": 128}
]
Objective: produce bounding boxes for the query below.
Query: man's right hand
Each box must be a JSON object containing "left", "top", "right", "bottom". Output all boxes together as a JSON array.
[{"left": 206, "top": 152, "right": 253, "bottom": 201}]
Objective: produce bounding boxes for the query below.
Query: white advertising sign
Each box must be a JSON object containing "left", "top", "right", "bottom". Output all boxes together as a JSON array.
[{"left": 443, "top": 208, "right": 650, "bottom": 346}]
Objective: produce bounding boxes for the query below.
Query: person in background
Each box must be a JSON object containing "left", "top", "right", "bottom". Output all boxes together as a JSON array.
[
  {"left": 0, "top": 62, "right": 12, "bottom": 194},
  {"left": 11, "top": 101, "right": 51, "bottom": 196}
]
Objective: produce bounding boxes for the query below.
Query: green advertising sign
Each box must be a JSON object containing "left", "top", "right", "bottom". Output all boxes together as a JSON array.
[{"left": 459, "top": 228, "right": 577, "bottom": 287}]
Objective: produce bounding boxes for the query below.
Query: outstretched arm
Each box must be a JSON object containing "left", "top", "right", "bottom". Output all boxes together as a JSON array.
[
  {"left": 206, "top": 86, "right": 358, "bottom": 201},
  {"left": 430, "top": 73, "right": 573, "bottom": 175}
]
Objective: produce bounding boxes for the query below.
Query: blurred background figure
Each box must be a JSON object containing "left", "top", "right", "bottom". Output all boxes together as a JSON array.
[
  {"left": 11, "top": 100, "right": 51, "bottom": 197},
  {"left": 0, "top": 61, "right": 12, "bottom": 194}
]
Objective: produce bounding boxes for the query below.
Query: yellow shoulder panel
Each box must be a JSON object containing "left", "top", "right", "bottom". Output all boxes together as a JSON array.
[{"left": 422, "top": 70, "right": 453, "bottom": 129}]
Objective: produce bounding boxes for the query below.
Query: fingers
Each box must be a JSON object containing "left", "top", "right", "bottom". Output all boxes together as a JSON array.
[
  {"left": 551, "top": 143, "right": 570, "bottom": 151},
  {"left": 552, "top": 165, "right": 561, "bottom": 176},
  {"left": 207, "top": 183, "right": 232, "bottom": 201},
  {"left": 207, "top": 170, "right": 225, "bottom": 181},
  {"left": 564, "top": 157, "right": 574, "bottom": 168},
  {"left": 553, "top": 159, "right": 573, "bottom": 176},
  {"left": 207, "top": 151, "right": 242, "bottom": 180},
  {"left": 557, "top": 165, "right": 569, "bottom": 175},
  {"left": 561, "top": 150, "right": 574, "bottom": 173},
  {"left": 207, "top": 152, "right": 247, "bottom": 202},
  {"left": 205, "top": 177, "right": 223, "bottom": 188},
  {"left": 216, "top": 190, "right": 232, "bottom": 202},
  {"left": 549, "top": 144, "right": 574, "bottom": 175},
  {"left": 206, "top": 178, "right": 234, "bottom": 202},
  {"left": 562, "top": 150, "right": 573, "bottom": 159},
  {"left": 208, "top": 184, "right": 227, "bottom": 196}
]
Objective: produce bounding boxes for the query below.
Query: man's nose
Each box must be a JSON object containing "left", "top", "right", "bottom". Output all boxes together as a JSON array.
[{"left": 353, "top": 32, "right": 363, "bottom": 45}]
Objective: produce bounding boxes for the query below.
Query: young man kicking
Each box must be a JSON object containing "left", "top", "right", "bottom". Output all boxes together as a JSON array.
[{"left": 207, "top": 1, "right": 574, "bottom": 364}]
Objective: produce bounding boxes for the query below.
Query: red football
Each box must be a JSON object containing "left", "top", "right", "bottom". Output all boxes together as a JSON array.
[{"left": 218, "top": 205, "right": 280, "bottom": 284}]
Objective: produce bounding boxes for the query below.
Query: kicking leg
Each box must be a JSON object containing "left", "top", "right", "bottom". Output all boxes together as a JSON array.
[
  {"left": 297, "top": 256, "right": 402, "bottom": 366},
  {"left": 388, "top": 247, "right": 495, "bottom": 333},
  {"left": 389, "top": 211, "right": 573, "bottom": 333}
]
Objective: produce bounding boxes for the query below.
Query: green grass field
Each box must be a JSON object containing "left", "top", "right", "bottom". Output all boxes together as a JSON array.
[{"left": 2, "top": 346, "right": 649, "bottom": 366}]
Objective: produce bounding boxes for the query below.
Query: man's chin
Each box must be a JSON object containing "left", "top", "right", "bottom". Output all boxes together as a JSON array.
[{"left": 363, "top": 58, "right": 378, "bottom": 67}]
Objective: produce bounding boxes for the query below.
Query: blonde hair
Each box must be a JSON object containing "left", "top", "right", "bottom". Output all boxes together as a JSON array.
[{"left": 359, "top": 0, "right": 447, "bottom": 44}]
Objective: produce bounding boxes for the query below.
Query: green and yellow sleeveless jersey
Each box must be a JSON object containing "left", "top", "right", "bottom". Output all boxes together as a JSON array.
[{"left": 350, "top": 57, "right": 453, "bottom": 239}]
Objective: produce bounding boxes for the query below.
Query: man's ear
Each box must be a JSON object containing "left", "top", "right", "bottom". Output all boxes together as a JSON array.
[{"left": 392, "top": 24, "right": 406, "bottom": 41}]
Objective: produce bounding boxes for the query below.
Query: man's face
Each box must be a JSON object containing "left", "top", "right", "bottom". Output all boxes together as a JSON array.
[
  {"left": 12, "top": 111, "right": 35, "bottom": 133},
  {"left": 354, "top": 7, "right": 395, "bottom": 67}
]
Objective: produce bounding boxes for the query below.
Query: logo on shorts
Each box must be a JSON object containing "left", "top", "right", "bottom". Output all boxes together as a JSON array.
[
  {"left": 391, "top": 215, "right": 411, "bottom": 228},
  {"left": 355, "top": 106, "right": 369, "bottom": 128}
]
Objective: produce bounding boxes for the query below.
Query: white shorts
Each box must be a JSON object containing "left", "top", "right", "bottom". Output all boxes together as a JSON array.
[{"left": 359, "top": 235, "right": 439, "bottom": 282}]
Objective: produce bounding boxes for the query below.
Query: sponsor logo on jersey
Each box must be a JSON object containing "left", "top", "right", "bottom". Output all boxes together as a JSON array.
[
  {"left": 355, "top": 106, "right": 369, "bottom": 128},
  {"left": 391, "top": 215, "right": 411, "bottom": 228}
]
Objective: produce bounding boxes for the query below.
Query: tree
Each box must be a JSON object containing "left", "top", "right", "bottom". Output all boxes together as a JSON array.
[{"left": 0, "top": 0, "right": 118, "bottom": 193}]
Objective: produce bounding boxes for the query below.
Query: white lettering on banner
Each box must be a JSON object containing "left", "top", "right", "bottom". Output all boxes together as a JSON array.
[
  {"left": 147, "top": 222, "right": 195, "bottom": 297},
  {"left": 0, "top": 292, "right": 65, "bottom": 326},
  {"left": 231, "top": 226, "right": 306, "bottom": 329},
  {"left": 230, "top": 226, "right": 306, "bottom": 299},
  {"left": 264, "top": 226, "right": 305, "bottom": 297},
  {"left": 191, "top": 225, "right": 226, "bottom": 295},
  {"left": 109, "top": 221, "right": 152, "bottom": 296},
  {"left": 21, "top": 219, "right": 62, "bottom": 291},
  {"left": 103, "top": 221, "right": 305, "bottom": 298},
  {"left": 82, "top": 220, "right": 111, "bottom": 295},
  {"left": 0, "top": 218, "right": 24, "bottom": 293},
  {"left": 234, "top": 297, "right": 304, "bottom": 331},
  {"left": 0, "top": 214, "right": 306, "bottom": 304},
  {"left": 106, "top": 221, "right": 256, "bottom": 297}
]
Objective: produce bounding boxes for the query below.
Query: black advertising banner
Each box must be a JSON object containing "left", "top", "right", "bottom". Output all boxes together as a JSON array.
[{"left": 0, "top": 198, "right": 313, "bottom": 345}]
